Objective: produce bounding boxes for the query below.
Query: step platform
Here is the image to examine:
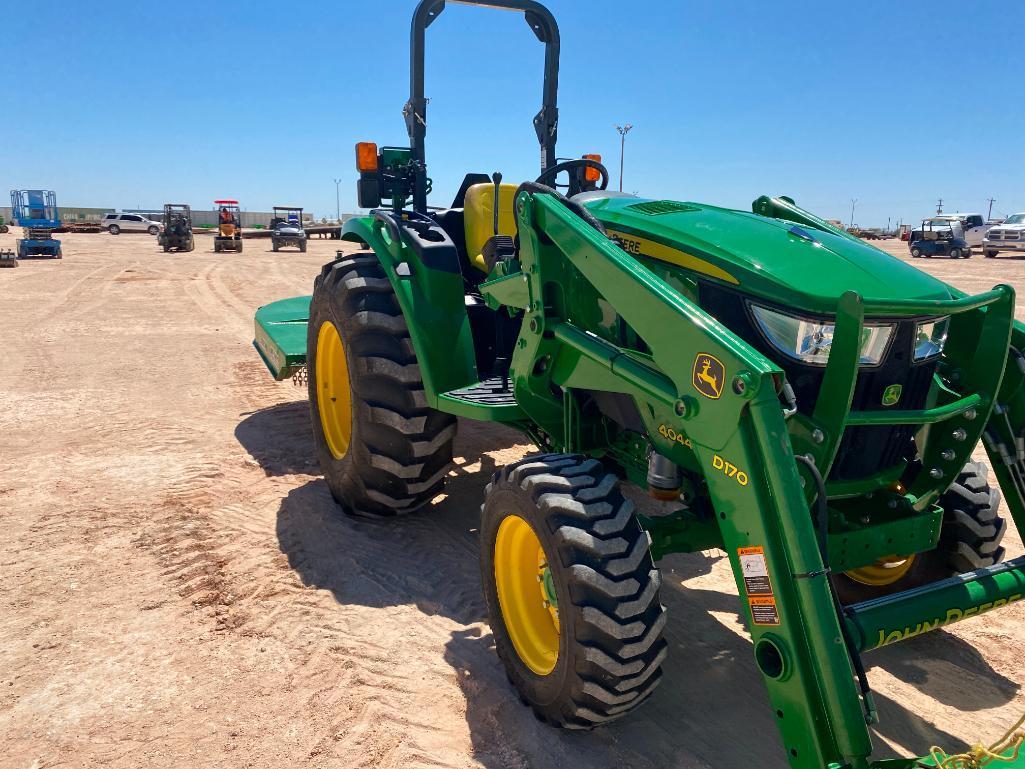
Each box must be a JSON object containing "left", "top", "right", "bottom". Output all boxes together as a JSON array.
[{"left": 439, "top": 377, "right": 525, "bottom": 422}]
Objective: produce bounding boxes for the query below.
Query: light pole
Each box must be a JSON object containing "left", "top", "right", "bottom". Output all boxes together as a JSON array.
[
  {"left": 615, "top": 124, "right": 632, "bottom": 192},
  {"left": 333, "top": 178, "right": 342, "bottom": 222},
  {"left": 987, "top": 197, "right": 996, "bottom": 220},
  {"left": 849, "top": 198, "right": 858, "bottom": 229}
]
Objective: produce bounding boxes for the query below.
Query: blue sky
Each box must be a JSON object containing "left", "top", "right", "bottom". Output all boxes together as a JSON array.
[{"left": 4, "top": 0, "right": 1023, "bottom": 226}]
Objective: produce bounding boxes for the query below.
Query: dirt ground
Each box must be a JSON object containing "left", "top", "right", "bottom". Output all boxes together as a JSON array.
[{"left": 1, "top": 229, "right": 1023, "bottom": 769}]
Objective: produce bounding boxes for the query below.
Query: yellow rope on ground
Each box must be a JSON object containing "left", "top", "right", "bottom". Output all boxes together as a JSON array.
[{"left": 927, "top": 712, "right": 1025, "bottom": 768}]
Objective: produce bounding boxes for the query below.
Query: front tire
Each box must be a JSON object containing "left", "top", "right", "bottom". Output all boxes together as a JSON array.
[
  {"left": 307, "top": 251, "right": 456, "bottom": 517},
  {"left": 148, "top": 225, "right": 160, "bottom": 235},
  {"left": 986, "top": 250, "right": 998, "bottom": 258},
  {"left": 481, "top": 454, "right": 667, "bottom": 729},
  {"left": 949, "top": 248, "right": 961, "bottom": 259},
  {"left": 837, "top": 461, "right": 1006, "bottom": 602},
  {"left": 109, "top": 224, "right": 120, "bottom": 235}
]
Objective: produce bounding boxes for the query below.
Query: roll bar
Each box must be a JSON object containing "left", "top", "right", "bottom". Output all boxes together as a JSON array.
[{"left": 405, "top": 0, "right": 561, "bottom": 212}]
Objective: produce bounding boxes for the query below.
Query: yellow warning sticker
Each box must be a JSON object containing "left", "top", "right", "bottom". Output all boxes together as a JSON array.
[{"left": 749, "top": 596, "right": 781, "bottom": 626}]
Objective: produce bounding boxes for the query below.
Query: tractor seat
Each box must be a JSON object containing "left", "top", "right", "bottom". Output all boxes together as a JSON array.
[{"left": 463, "top": 182, "right": 518, "bottom": 272}]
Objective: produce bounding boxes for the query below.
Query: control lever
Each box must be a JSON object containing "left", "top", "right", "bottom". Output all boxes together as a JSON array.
[{"left": 491, "top": 171, "right": 502, "bottom": 236}]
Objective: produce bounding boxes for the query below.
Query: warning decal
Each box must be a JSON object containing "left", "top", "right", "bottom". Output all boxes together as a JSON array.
[
  {"left": 738, "top": 546, "right": 773, "bottom": 596},
  {"left": 749, "top": 596, "right": 781, "bottom": 626}
]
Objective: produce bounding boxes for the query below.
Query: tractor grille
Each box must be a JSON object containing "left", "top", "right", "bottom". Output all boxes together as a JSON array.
[
  {"left": 698, "top": 284, "right": 936, "bottom": 481},
  {"left": 625, "top": 200, "right": 700, "bottom": 216}
]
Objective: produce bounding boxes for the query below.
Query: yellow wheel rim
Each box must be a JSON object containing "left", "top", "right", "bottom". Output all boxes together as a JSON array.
[
  {"left": 846, "top": 554, "right": 917, "bottom": 586},
  {"left": 494, "top": 515, "right": 560, "bottom": 676},
  {"left": 315, "top": 320, "right": 353, "bottom": 460}
]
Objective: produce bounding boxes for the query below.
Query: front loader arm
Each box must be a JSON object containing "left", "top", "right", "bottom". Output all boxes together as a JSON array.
[{"left": 505, "top": 192, "right": 876, "bottom": 768}]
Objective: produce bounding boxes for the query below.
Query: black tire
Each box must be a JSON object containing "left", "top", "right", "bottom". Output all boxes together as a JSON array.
[
  {"left": 272, "top": 243, "right": 279, "bottom": 252},
  {"left": 236, "top": 240, "right": 243, "bottom": 253},
  {"left": 214, "top": 242, "right": 221, "bottom": 253},
  {"left": 986, "top": 250, "right": 998, "bottom": 258},
  {"left": 937, "top": 460, "right": 1006, "bottom": 573},
  {"left": 148, "top": 225, "right": 160, "bottom": 236},
  {"left": 481, "top": 454, "right": 667, "bottom": 729},
  {"left": 836, "top": 460, "right": 1005, "bottom": 603},
  {"left": 187, "top": 235, "right": 195, "bottom": 252},
  {"left": 163, "top": 245, "right": 170, "bottom": 253},
  {"left": 307, "top": 251, "right": 456, "bottom": 517},
  {"left": 949, "top": 248, "right": 961, "bottom": 259},
  {"left": 109, "top": 224, "right": 120, "bottom": 235},
  {"left": 300, "top": 240, "right": 307, "bottom": 253},
  {"left": 910, "top": 247, "right": 922, "bottom": 258}
]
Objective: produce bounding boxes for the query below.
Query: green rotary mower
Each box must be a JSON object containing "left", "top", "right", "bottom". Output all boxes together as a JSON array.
[{"left": 253, "top": 2, "right": 1025, "bottom": 766}]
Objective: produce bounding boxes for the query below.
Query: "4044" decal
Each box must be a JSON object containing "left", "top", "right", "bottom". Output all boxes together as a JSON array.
[{"left": 658, "top": 423, "right": 693, "bottom": 448}]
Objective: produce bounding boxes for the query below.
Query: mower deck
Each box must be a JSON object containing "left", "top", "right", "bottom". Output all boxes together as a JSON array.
[{"left": 253, "top": 295, "right": 311, "bottom": 381}]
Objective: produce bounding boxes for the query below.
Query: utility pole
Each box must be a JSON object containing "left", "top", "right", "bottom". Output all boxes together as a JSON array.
[
  {"left": 333, "top": 178, "right": 342, "bottom": 222},
  {"left": 936, "top": 198, "right": 944, "bottom": 214},
  {"left": 615, "top": 124, "right": 633, "bottom": 192},
  {"left": 987, "top": 197, "right": 996, "bottom": 220},
  {"left": 849, "top": 198, "right": 858, "bottom": 228}
]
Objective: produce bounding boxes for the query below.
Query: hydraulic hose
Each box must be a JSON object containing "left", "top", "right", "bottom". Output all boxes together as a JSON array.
[
  {"left": 513, "top": 181, "right": 607, "bottom": 236},
  {"left": 794, "top": 453, "right": 879, "bottom": 726}
]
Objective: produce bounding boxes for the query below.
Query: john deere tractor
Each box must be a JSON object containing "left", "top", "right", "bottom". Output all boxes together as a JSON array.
[{"left": 254, "top": 2, "right": 1025, "bottom": 767}]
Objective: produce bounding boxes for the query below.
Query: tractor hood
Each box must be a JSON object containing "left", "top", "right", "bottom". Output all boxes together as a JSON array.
[{"left": 584, "top": 196, "right": 953, "bottom": 315}]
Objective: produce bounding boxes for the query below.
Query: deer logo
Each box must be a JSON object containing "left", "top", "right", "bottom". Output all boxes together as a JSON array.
[{"left": 692, "top": 354, "right": 725, "bottom": 400}]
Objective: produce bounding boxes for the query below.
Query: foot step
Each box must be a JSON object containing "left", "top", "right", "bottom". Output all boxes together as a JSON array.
[
  {"left": 446, "top": 377, "right": 517, "bottom": 405},
  {"left": 438, "top": 377, "right": 525, "bottom": 421}
]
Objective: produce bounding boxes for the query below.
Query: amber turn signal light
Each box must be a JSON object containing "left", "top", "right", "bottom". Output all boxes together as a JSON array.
[
  {"left": 356, "top": 142, "right": 379, "bottom": 173},
  {"left": 583, "top": 153, "right": 602, "bottom": 182}
]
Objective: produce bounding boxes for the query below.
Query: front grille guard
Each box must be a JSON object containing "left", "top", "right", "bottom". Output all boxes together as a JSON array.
[{"left": 790, "top": 285, "right": 1015, "bottom": 510}]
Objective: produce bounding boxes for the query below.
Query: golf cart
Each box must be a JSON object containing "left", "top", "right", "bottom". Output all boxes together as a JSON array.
[
  {"left": 213, "top": 199, "right": 243, "bottom": 253},
  {"left": 908, "top": 217, "right": 970, "bottom": 258},
  {"left": 270, "top": 206, "right": 307, "bottom": 252},
  {"left": 157, "top": 204, "right": 195, "bottom": 253}
]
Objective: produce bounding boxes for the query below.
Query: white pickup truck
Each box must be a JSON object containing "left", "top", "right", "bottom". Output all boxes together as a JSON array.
[
  {"left": 927, "top": 213, "right": 990, "bottom": 248},
  {"left": 983, "top": 213, "right": 1025, "bottom": 257}
]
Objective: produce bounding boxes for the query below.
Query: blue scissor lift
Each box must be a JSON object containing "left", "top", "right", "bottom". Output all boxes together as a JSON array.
[{"left": 10, "top": 189, "right": 62, "bottom": 258}]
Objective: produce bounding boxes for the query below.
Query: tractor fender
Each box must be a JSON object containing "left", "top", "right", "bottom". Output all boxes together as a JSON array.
[{"left": 341, "top": 216, "right": 478, "bottom": 405}]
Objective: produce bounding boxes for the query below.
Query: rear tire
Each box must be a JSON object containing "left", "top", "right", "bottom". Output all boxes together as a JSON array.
[
  {"left": 986, "top": 250, "right": 998, "bottom": 258},
  {"left": 836, "top": 460, "right": 1006, "bottom": 603},
  {"left": 109, "top": 224, "right": 120, "bottom": 235},
  {"left": 910, "top": 247, "right": 922, "bottom": 258},
  {"left": 307, "top": 251, "right": 456, "bottom": 517},
  {"left": 148, "top": 225, "right": 160, "bottom": 235},
  {"left": 481, "top": 454, "right": 667, "bottom": 729}
]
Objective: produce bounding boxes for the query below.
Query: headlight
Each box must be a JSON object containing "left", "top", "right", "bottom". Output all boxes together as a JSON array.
[
  {"left": 750, "top": 305, "right": 894, "bottom": 366},
  {"left": 914, "top": 317, "right": 949, "bottom": 361}
]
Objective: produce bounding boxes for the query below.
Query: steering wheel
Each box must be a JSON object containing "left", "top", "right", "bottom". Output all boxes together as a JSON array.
[{"left": 534, "top": 158, "right": 609, "bottom": 197}]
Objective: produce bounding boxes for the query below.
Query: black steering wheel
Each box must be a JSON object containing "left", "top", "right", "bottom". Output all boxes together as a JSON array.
[{"left": 534, "top": 158, "right": 609, "bottom": 197}]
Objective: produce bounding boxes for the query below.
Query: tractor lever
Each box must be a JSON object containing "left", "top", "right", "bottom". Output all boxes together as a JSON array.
[{"left": 491, "top": 171, "right": 503, "bottom": 236}]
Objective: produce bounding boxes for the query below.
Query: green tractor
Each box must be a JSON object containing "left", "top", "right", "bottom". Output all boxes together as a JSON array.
[{"left": 253, "top": 2, "right": 1025, "bottom": 767}]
